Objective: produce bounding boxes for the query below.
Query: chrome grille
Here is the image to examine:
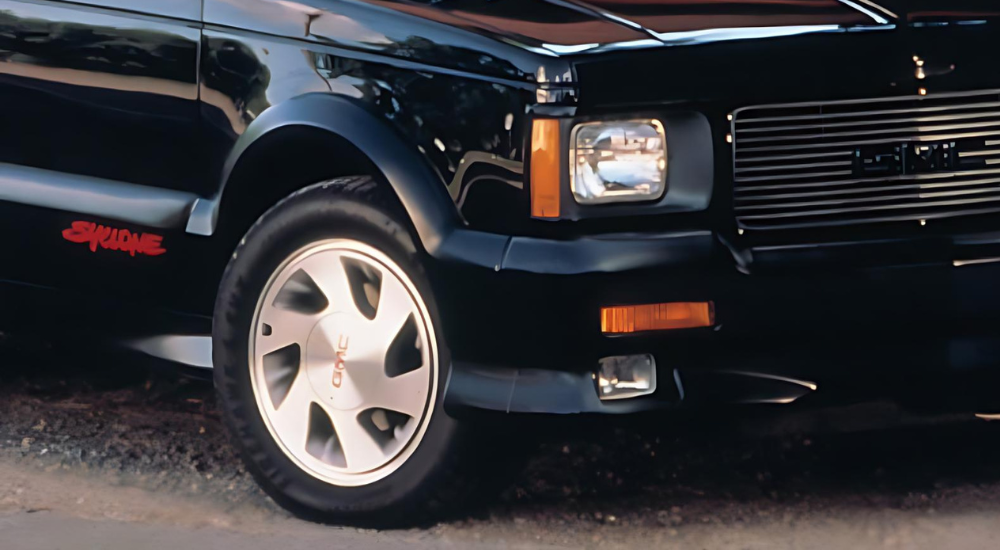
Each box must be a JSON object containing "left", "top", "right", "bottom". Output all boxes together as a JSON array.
[{"left": 732, "top": 89, "right": 1000, "bottom": 232}]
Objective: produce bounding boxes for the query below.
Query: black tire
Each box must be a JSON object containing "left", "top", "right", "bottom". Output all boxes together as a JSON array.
[{"left": 213, "top": 176, "right": 473, "bottom": 526}]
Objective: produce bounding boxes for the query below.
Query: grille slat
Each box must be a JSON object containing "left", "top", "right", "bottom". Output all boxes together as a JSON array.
[
  {"left": 737, "top": 151, "right": 855, "bottom": 164},
  {"left": 734, "top": 100, "right": 1000, "bottom": 125},
  {"left": 738, "top": 109, "right": 1000, "bottom": 134},
  {"left": 736, "top": 170, "right": 856, "bottom": 183},
  {"left": 738, "top": 118, "right": 1000, "bottom": 144},
  {"left": 735, "top": 160, "right": 853, "bottom": 174},
  {"left": 737, "top": 195, "right": 1000, "bottom": 222},
  {"left": 735, "top": 176, "right": 1000, "bottom": 202},
  {"left": 733, "top": 89, "right": 1000, "bottom": 232},
  {"left": 738, "top": 206, "right": 1000, "bottom": 231},
  {"left": 735, "top": 168, "right": 1000, "bottom": 194},
  {"left": 735, "top": 186, "right": 1000, "bottom": 213},
  {"left": 959, "top": 149, "right": 1000, "bottom": 157},
  {"left": 736, "top": 129, "right": 1000, "bottom": 154}
]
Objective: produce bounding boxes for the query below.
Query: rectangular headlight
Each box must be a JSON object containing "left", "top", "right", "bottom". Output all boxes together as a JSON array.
[{"left": 570, "top": 119, "right": 667, "bottom": 204}]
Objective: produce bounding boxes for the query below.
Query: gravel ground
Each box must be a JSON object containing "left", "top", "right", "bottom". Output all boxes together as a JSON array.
[{"left": 2, "top": 331, "right": 1000, "bottom": 549}]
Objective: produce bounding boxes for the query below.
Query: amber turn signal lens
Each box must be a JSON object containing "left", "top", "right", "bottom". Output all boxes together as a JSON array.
[
  {"left": 601, "top": 302, "right": 715, "bottom": 334},
  {"left": 530, "top": 119, "right": 561, "bottom": 218}
]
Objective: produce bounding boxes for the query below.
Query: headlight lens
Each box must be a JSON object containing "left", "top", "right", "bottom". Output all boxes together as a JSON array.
[{"left": 570, "top": 119, "right": 667, "bottom": 204}]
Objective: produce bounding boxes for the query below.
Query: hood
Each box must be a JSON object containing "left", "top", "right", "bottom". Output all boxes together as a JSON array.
[
  {"left": 388, "top": 0, "right": 891, "bottom": 55},
  {"left": 871, "top": 0, "right": 1000, "bottom": 24},
  {"left": 567, "top": 0, "right": 1000, "bottom": 109},
  {"left": 575, "top": 0, "right": 886, "bottom": 34}
]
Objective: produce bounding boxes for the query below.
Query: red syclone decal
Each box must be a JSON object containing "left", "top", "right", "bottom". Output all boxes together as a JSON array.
[{"left": 62, "top": 221, "right": 166, "bottom": 257}]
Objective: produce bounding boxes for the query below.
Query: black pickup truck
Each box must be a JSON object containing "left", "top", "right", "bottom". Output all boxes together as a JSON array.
[{"left": 2, "top": 0, "right": 999, "bottom": 524}]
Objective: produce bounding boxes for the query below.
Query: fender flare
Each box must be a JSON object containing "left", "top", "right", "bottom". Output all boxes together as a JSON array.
[{"left": 186, "top": 93, "right": 505, "bottom": 267}]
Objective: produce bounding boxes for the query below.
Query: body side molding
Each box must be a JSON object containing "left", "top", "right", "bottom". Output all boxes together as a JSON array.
[{"left": 0, "top": 163, "right": 200, "bottom": 229}]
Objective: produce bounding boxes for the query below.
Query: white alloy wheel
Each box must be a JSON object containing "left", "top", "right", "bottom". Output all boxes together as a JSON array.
[{"left": 249, "top": 239, "right": 438, "bottom": 487}]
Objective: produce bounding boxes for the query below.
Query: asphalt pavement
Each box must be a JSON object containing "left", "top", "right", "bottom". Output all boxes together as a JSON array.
[{"left": 1, "top": 332, "right": 1000, "bottom": 549}]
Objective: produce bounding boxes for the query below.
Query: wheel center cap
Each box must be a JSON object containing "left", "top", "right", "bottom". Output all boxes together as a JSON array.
[{"left": 305, "top": 313, "right": 364, "bottom": 411}]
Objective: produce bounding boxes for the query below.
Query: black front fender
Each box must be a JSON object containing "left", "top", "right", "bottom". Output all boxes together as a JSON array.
[{"left": 188, "top": 93, "right": 508, "bottom": 269}]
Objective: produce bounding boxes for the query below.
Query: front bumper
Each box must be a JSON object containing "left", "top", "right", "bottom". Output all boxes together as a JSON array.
[{"left": 433, "top": 228, "right": 1000, "bottom": 415}]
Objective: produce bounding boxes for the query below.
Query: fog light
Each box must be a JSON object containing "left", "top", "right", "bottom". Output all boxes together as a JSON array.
[{"left": 596, "top": 354, "right": 656, "bottom": 401}]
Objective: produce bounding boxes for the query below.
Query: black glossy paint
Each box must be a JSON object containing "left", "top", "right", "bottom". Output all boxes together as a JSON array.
[
  {"left": 2, "top": 0, "right": 1000, "bottom": 413},
  {"left": 0, "top": 1, "right": 202, "bottom": 190},
  {"left": 0, "top": 0, "right": 205, "bottom": 309}
]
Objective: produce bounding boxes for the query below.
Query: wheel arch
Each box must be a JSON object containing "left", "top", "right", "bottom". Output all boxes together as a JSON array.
[{"left": 191, "top": 93, "right": 463, "bottom": 256}]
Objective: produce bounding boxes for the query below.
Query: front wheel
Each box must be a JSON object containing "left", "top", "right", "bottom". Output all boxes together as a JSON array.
[{"left": 213, "top": 177, "right": 474, "bottom": 524}]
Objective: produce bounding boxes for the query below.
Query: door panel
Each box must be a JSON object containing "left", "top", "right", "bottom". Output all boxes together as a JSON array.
[
  {"left": 0, "top": 0, "right": 206, "bottom": 311},
  {"left": 0, "top": 0, "right": 202, "bottom": 191}
]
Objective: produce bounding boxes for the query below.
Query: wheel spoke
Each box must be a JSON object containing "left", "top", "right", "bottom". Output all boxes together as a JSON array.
[
  {"left": 266, "top": 373, "right": 315, "bottom": 456},
  {"left": 366, "top": 368, "right": 429, "bottom": 418},
  {"left": 372, "top": 275, "right": 416, "bottom": 348},
  {"left": 296, "top": 253, "right": 356, "bottom": 316},
  {"left": 327, "top": 406, "right": 387, "bottom": 471},
  {"left": 256, "top": 307, "right": 319, "bottom": 355}
]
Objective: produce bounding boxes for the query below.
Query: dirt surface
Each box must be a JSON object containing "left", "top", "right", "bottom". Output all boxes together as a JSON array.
[{"left": 3, "top": 332, "right": 1000, "bottom": 549}]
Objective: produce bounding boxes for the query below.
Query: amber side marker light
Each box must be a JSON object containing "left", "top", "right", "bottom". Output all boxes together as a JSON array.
[
  {"left": 601, "top": 302, "right": 715, "bottom": 334},
  {"left": 530, "top": 119, "right": 561, "bottom": 218}
]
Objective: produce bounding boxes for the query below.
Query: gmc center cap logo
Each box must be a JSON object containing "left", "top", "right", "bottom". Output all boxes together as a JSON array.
[
  {"left": 306, "top": 313, "right": 364, "bottom": 411},
  {"left": 332, "top": 335, "right": 349, "bottom": 388}
]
